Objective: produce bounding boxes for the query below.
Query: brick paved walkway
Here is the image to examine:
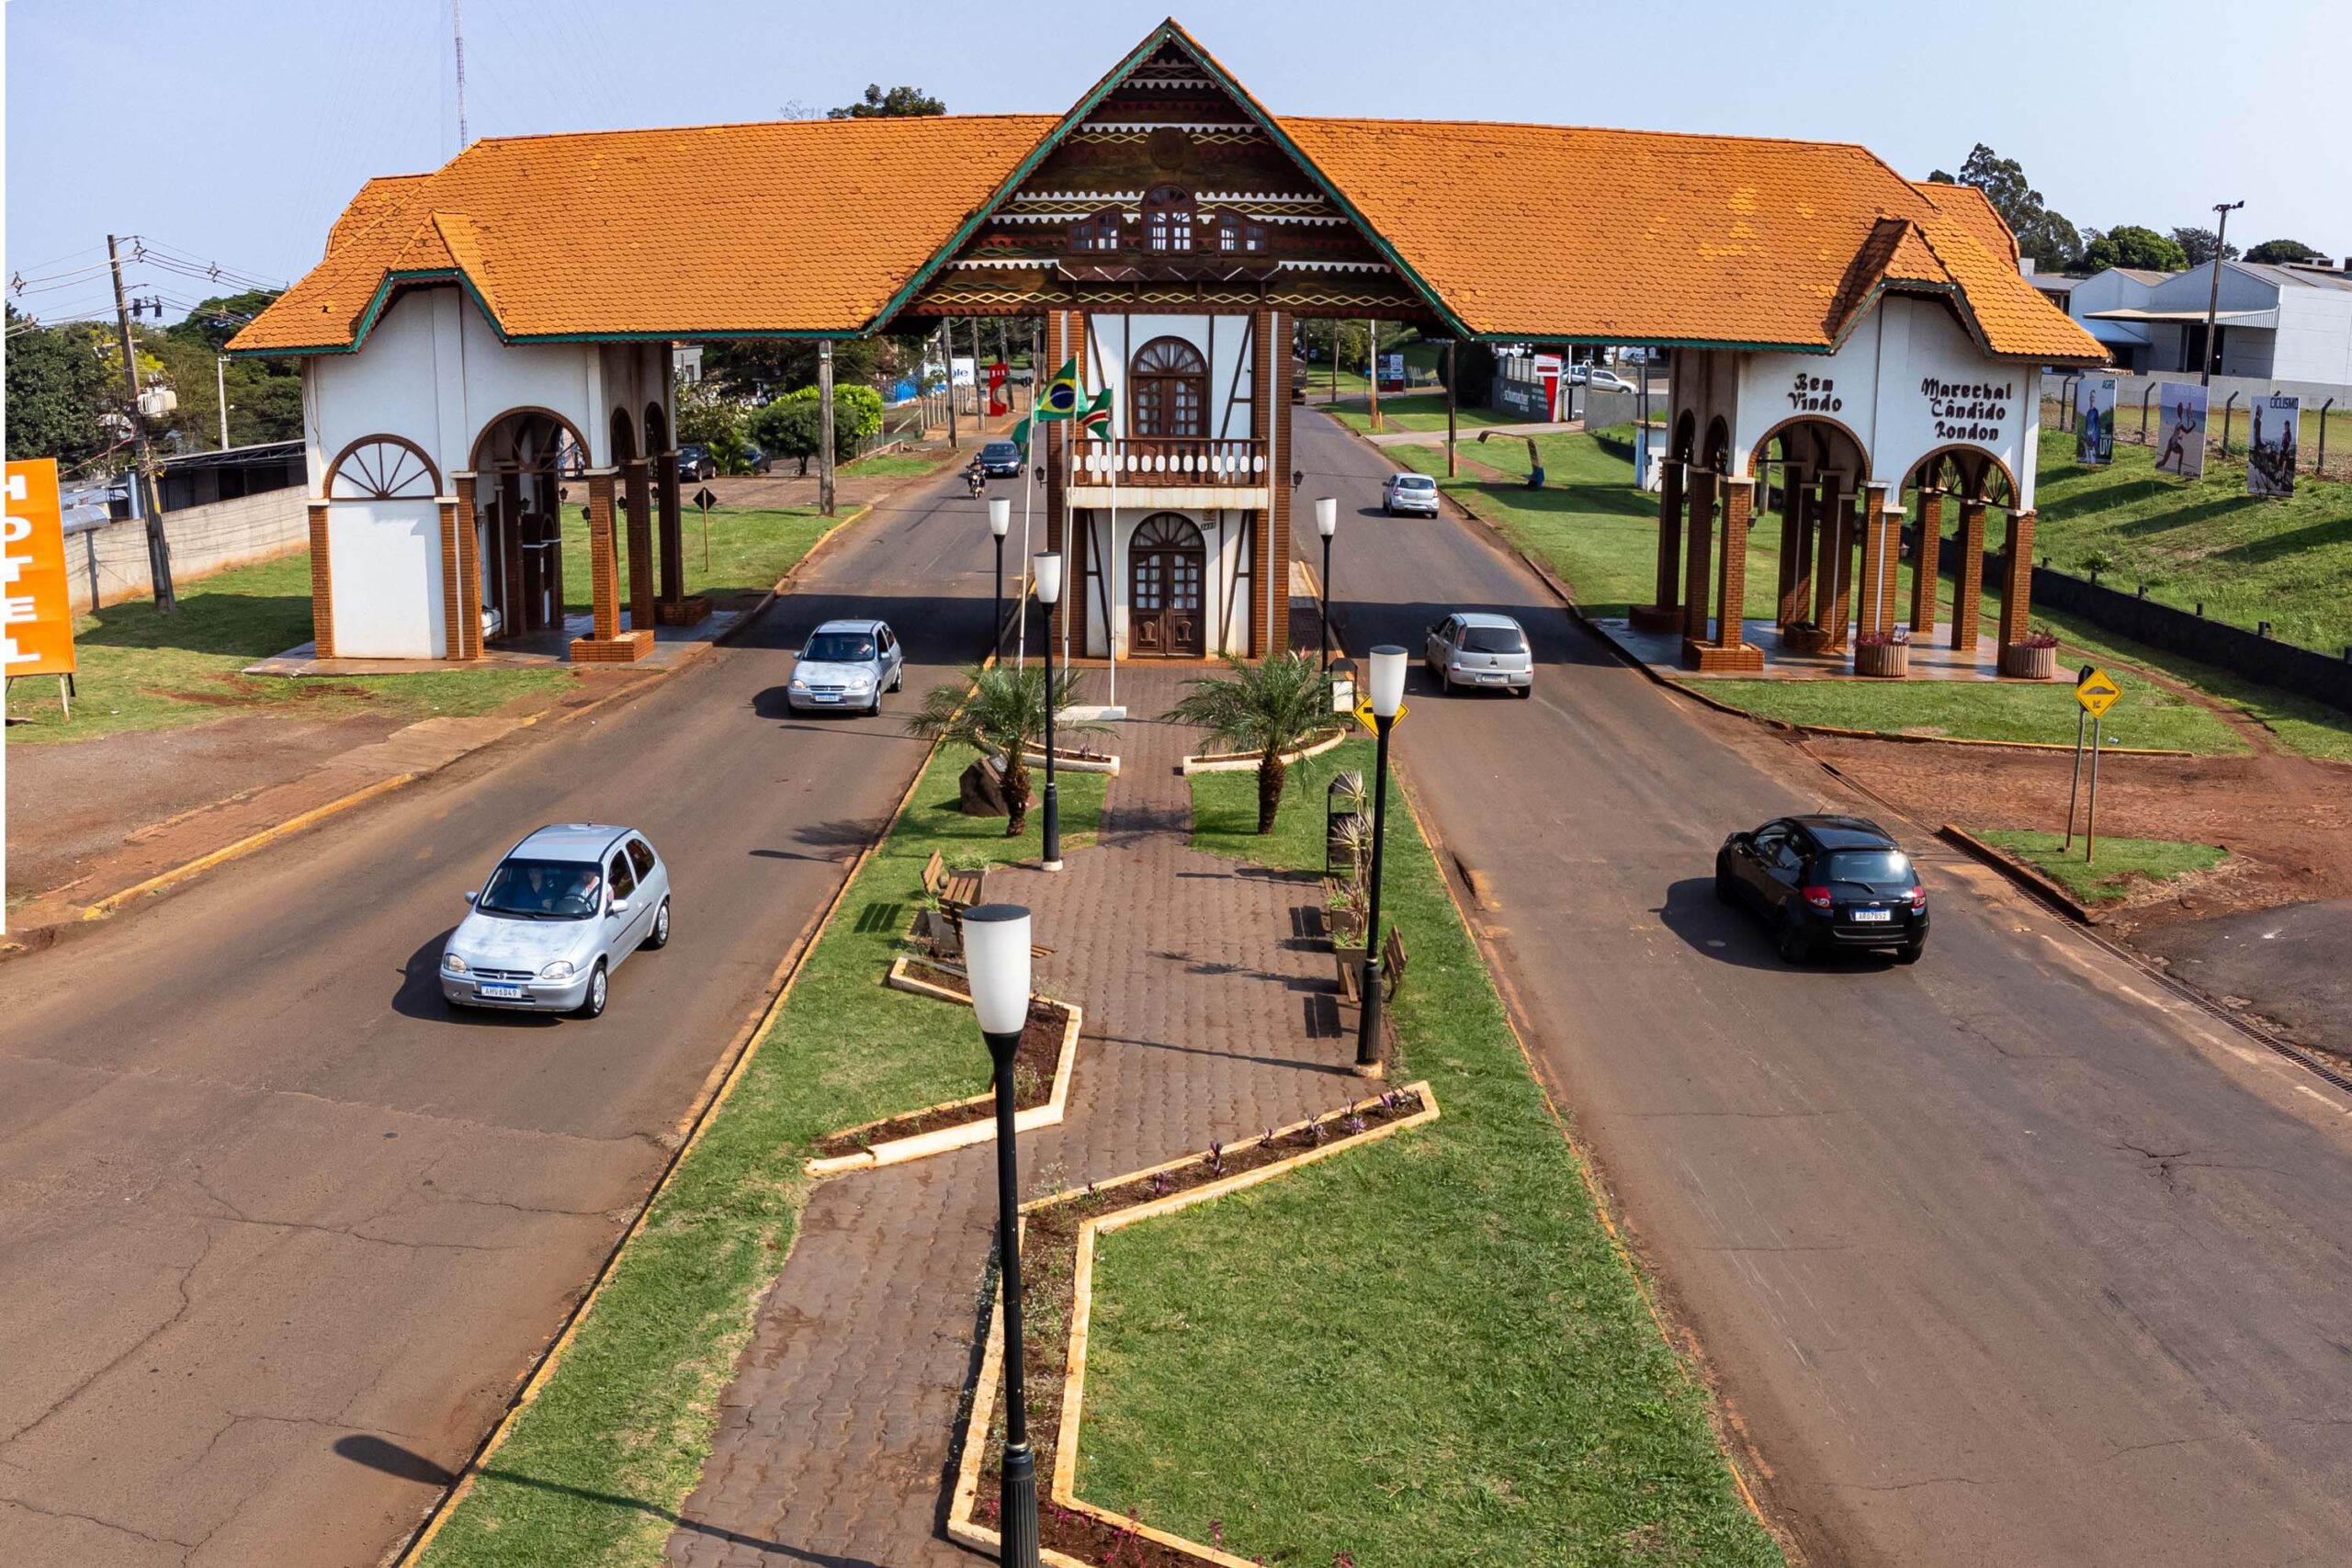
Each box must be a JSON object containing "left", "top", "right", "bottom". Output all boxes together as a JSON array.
[{"left": 668, "top": 666, "right": 1365, "bottom": 1567}]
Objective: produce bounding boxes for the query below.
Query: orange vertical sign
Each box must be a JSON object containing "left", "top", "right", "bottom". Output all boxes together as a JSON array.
[{"left": 4, "top": 458, "right": 78, "bottom": 677}]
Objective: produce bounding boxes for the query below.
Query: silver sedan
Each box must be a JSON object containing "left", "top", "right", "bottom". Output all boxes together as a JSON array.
[{"left": 439, "top": 823, "right": 673, "bottom": 1018}]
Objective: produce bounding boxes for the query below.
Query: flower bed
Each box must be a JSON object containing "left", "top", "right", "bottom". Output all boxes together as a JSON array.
[
  {"left": 804, "top": 996, "right": 1082, "bottom": 1174},
  {"left": 948, "top": 1084, "right": 1441, "bottom": 1568},
  {"left": 1179, "top": 726, "right": 1350, "bottom": 775}
]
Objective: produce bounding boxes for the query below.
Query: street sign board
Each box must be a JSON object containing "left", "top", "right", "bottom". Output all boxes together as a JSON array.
[
  {"left": 4, "top": 458, "right": 78, "bottom": 677},
  {"left": 692, "top": 486, "right": 718, "bottom": 513},
  {"left": 1352, "top": 696, "right": 1407, "bottom": 734},
  {"left": 2075, "top": 666, "right": 2120, "bottom": 718}
]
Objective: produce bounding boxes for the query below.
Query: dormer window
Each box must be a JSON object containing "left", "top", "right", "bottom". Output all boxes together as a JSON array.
[
  {"left": 1142, "top": 186, "right": 1196, "bottom": 253},
  {"left": 1209, "top": 208, "right": 1267, "bottom": 254},
  {"left": 1069, "top": 206, "right": 1125, "bottom": 253}
]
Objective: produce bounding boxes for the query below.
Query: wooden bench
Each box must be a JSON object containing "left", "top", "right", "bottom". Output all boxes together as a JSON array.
[
  {"left": 921, "top": 850, "right": 987, "bottom": 913},
  {"left": 1334, "top": 925, "right": 1408, "bottom": 1004}
]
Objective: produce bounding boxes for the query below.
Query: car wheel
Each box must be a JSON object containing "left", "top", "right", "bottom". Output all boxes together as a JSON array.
[
  {"left": 891, "top": 667, "right": 903, "bottom": 693},
  {"left": 644, "top": 898, "right": 672, "bottom": 951},
  {"left": 1438, "top": 669, "right": 1452, "bottom": 695},
  {"left": 576, "top": 960, "right": 609, "bottom": 1019},
  {"left": 1713, "top": 863, "right": 1737, "bottom": 905},
  {"left": 1896, "top": 935, "right": 1926, "bottom": 965},
  {"left": 1515, "top": 683, "right": 1533, "bottom": 699},
  {"left": 1775, "top": 913, "right": 1812, "bottom": 966}
]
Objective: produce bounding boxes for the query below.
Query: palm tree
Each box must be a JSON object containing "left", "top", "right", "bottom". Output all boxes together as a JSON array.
[
  {"left": 1164, "top": 651, "right": 1334, "bottom": 834},
  {"left": 905, "top": 664, "right": 1102, "bottom": 836}
]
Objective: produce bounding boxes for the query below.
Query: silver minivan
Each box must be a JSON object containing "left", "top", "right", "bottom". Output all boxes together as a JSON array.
[
  {"left": 440, "top": 824, "right": 673, "bottom": 1018},
  {"left": 1426, "top": 612, "right": 1533, "bottom": 697}
]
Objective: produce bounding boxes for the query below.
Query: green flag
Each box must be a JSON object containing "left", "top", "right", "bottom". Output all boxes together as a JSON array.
[
  {"left": 1012, "top": 413, "right": 1033, "bottom": 457},
  {"left": 1079, "top": 388, "right": 1114, "bottom": 441}
]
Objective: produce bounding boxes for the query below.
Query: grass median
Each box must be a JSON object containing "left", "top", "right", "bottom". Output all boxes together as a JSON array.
[
  {"left": 563, "top": 503, "right": 837, "bottom": 614},
  {"left": 416, "top": 745, "right": 1105, "bottom": 1568},
  {"left": 1069, "top": 739, "right": 1783, "bottom": 1567},
  {"left": 1974, "top": 828, "right": 2226, "bottom": 907}
]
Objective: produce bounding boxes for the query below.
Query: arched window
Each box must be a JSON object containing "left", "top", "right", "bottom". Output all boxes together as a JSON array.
[
  {"left": 1207, "top": 208, "right": 1267, "bottom": 254},
  {"left": 1141, "top": 186, "right": 1196, "bottom": 254},
  {"left": 324, "top": 434, "right": 440, "bottom": 501},
  {"left": 1129, "top": 337, "right": 1208, "bottom": 438},
  {"left": 1069, "top": 206, "right": 1124, "bottom": 253}
]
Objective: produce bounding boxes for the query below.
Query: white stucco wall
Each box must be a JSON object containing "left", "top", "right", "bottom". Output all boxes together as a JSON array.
[
  {"left": 1080, "top": 311, "right": 1260, "bottom": 439},
  {"left": 325, "top": 499, "right": 444, "bottom": 658}
]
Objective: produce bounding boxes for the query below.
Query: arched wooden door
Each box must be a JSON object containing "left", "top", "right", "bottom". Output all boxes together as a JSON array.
[{"left": 1129, "top": 513, "right": 1205, "bottom": 656}]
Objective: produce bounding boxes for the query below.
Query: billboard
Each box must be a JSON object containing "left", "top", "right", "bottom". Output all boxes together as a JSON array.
[
  {"left": 2075, "top": 377, "right": 2116, "bottom": 465},
  {"left": 2247, "top": 393, "right": 2301, "bottom": 498},
  {"left": 2153, "top": 382, "right": 2207, "bottom": 479},
  {"left": 4, "top": 458, "right": 78, "bottom": 678}
]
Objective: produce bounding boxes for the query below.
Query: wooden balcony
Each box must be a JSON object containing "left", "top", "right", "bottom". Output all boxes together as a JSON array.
[{"left": 1073, "top": 438, "right": 1267, "bottom": 488}]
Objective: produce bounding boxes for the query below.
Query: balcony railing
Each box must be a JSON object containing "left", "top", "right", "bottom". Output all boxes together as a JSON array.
[{"left": 1074, "top": 438, "right": 1267, "bottom": 486}]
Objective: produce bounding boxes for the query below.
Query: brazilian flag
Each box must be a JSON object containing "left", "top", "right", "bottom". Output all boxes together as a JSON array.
[{"left": 1035, "top": 356, "right": 1082, "bottom": 420}]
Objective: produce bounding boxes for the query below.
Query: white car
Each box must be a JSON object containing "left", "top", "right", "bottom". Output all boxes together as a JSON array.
[
  {"left": 441, "top": 824, "right": 672, "bottom": 1018},
  {"left": 1425, "top": 612, "right": 1533, "bottom": 697},
  {"left": 788, "top": 618, "right": 905, "bottom": 715},
  {"left": 1585, "top": 368, "right": 1636, "bottom": 393},
  {"left": 1383, "top": 471, "right": 1441, "bottom": 517}
]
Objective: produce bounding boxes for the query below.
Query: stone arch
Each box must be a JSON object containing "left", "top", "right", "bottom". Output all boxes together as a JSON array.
[
  {"left": 1702, "top": 415, "right": 1733, "bottom": 474},
  {"left": 468, "top": 406, "right": 590, "bottom": 475},
  {"left": 1904, "top": 443, "right": 2017, "bottom": 506},
  {"left": 644, "top": 403, "right": 670, "bottom": 456},
  {"left": 1671, "top": 410, "right": 1697, "bottom": 462},
  {"left": 1745, "top": 412, "right": 1871, "bottom": 484},
  {"left": 322, "top": 433, "right": 441, "bottom": 500},
  {"left": 609, "top": 406, "right": 638, "bottom": 467}
]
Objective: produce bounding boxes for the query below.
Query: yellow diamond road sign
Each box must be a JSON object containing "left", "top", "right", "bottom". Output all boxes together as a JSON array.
[
  {"left": 2075, "top": 667, "right": 2121, "bottom": 718},
  {"left": 1353, "top": 697, "right": 1407, "bottom": 734}
]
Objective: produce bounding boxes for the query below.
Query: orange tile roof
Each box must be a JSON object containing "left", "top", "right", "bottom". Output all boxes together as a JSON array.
[
  {"left": 234, "top": 115, "right": 1057, "bottom": 353},
  {"left": 235, "top": 22, "right": 2103, "bottom": 367}
]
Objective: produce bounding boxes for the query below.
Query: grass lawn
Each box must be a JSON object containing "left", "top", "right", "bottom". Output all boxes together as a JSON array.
[
  {"left": 563, "top": 504, "right": 836, "bottom": 615},
  {"left": 1069, "top": 740, "right": 1782, "bottom": 1567},
  {"left": 842, "top": 451, "right": 940, "bottom": 480},
  {"left": 4, "top": 550, "right": 571, "bottom": 745},
  {"left": 2028, "top": 427, "right": 2352, "bottom": 651},
  {"left": 416, "top": 743, "right": 1106, "bottom": 1568},
  {"left": 1327, "top": 395, "right": 1529, "bottom": 434},
  {"left": 1975, "top": 828, "right": 2226, "bottom": 907},
  {"left": 1693, "top": 673, "right": 2245, "bottom": 754}
]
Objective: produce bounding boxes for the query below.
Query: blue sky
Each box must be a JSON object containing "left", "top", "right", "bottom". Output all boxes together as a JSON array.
[{"left": 7, "top": 0, "right": 2347, "bottom": 327}]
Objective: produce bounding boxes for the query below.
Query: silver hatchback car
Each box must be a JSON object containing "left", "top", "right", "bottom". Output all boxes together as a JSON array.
[
  {"left": 1383, "top": 471, "right": 1441, "bottom": 517},
  {"left": 1426, "top": 611, "right": 1534, "bottom": 696},
  {"left": 440, "top": 824, "right": 672, "bottom": 1018},
  {"left": 788, "top": 618, "right": 905, "bottom": 715}
]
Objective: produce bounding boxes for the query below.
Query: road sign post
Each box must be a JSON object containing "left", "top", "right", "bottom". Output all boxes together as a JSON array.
[
  {"left": 693, "top": 485, "right": 717, "bottom": 570},
  {"left": 2086, "top": 716, "right": 2104, "bottom": 864},
  {"left": 2064, "top": 704, "right": 2087, "bottom": 851},
  {"left": 2071, "top": 665, "right": 2121, "bottom": 863}
]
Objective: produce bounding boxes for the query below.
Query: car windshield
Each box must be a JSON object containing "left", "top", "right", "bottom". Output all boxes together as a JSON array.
[
  {"left": 1823, "top": 849, "right": 1910, "bottom": 886},
  {"left": 479, "top": 858, "right": 602, "bottom": 919},
  {"left": 983, "top": 443, "right": 1017, "bottom": 458},
  {"left": 1461, "top": 625, "right": 1526, "bottom": 653},
  {"left": 804, "top": 632, "right": 876, "bottom": 662}
]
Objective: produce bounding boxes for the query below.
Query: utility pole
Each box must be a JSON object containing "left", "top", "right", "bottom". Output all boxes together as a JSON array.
[
  {"left": 109, "top": 234, "right": 175, "bottom": 612},
  {"left": 452, "top": 0, "right": 470, "bottom": 147},
  {"left": 216, "top": 355, "right": 231, "bottom": 449},
  {"left": 818, "top": 341, "right": 837, "bottom": 517},
  {"left": 972, "top": 317, "right": 987, "bottom": 426},
  {"left": 943, "top": 320, "right": 959, "bottom": 449},
  {"left": 2199, "top": 200, "right": 2243, "bottom": 387},
  {"left": 1364, "top": 318, "right": 1380, "bottom": 433}
]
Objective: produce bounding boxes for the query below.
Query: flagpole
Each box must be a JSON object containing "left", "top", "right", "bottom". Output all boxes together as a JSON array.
[
  {"left": 1017, "top": 386, "right": 1035, "bottom": 673},
  {"left": 1107, "top": 398, "right": 1120, "bottom": 711}
]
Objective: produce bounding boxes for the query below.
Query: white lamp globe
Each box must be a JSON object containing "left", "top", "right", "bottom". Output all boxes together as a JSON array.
[
  {"left": 1315, "top": 496, "right": 1338, "bottom": 538},
  {"left": 989, "top": 496, "right": 1012, "bottom": 538},
  {"left": 1034, "top": 551, "right": 1064, "bottom": 605},
  {"left": 1367, "top": 645, "right": 1408, "bottom": 716},
  {"left": 961, "top": 904, "right": 1035, "bottom": 1038}
]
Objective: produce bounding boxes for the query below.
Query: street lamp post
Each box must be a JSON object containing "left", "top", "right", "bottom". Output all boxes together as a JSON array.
[
  {"left": 1355, "top": 646, "right": 1406, "bottom": 1069},
  {"left": 963, "top": 903, "right": 1041, "bottom": 1568},
  {"left": 1034, "top": 551, "right": 1064, "bottom": 872},
  {"left": 2199, "top": 200, "right": 2244, "bottom": 387},
  {"left": 989, "top": 496, "right": 1012, "bottom": 658},
  {"left": 1315, "top": 496, "right": 1338, "bottom": 670}
]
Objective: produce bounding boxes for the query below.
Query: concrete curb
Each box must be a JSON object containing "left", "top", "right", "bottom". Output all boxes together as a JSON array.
[
  {"left": 804, "top": 993, "right": 1082, "bottom": 1175},
  {"left": 1937, "top": 824, "right": 2102, "bottom": 925}
]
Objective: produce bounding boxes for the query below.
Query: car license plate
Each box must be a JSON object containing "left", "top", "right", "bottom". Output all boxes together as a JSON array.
[
  {"left": 814, "top": 694, "right": 840, "bottom": 703},
  {"left": 1853, "top": 908, "right": 1892, "bottom": 923},
  {"left": 480, "top": 983, "right": 526, "bottom": 999}
]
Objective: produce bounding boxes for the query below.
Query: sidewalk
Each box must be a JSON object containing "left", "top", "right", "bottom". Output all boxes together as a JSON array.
[{"left": 666, "top": 665, "right": 1371, "bottom": 1566}]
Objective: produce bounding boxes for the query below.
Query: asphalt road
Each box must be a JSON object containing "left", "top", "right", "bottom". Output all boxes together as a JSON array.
[
  {"left": 0, "top": 465, "right": 1002, "bottom": 1567},
  {"left": 1295, "top": 410, "right": 2352, "bottom": 1567}
]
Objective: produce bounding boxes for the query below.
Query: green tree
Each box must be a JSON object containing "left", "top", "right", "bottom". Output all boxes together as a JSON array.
[
  {"left": 903, "top": 664, "right": 1103, "bottom": 835},
  {"left": 2081, "top": 225, "right": 2188, "bottom": 274},
  {"left": 5, "top": 309, "right": 115, "bottom": 465},
  {"left": 2244, "top": 237, "right": 2324, "bottom": 265},
  {"left": 1163, "top": 652, "right": 1334, "bottom": 833},
  {"left": 828, "top": 84, "right": 944, "bottom": 118},
  {"left": 749, "top": 384, "right": 887, "bottom": 474},
  {"left": 164, "top": 289, "right": 283, "bottom": 353},
  {"left": 1928, "top": 144, "right": 2081, "bottom": 273},
  {"left": 675, "top": 378, "right": 750, "bottom": 470},
  {"left": 2167, "top": 227, "right": 2237, "bottom": 266}
]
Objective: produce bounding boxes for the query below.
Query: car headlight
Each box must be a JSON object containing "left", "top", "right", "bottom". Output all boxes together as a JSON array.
[
  {"left": 539, "top": 959, "right": 575, "bottom": 981},
  {"left": 790, "top": 676, "right": 808, "bottom": 691},
  {"left": 846, "top": 671, "right": 875, "bottom": 689},
  {"left": 442, "top": 952, "right": 469, "bottom": 975}
]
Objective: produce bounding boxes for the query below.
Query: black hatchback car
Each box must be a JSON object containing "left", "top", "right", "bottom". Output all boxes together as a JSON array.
[
  {"left": 978, "top": 439, "right": 1023, "bottom": 478},
  {"left": 1715, "top": 814, "right": 1928, "bottom": 964}
]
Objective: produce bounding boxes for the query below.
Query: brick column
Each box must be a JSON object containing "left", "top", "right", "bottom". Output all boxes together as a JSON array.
[
  {"left": 1633, "top": 459, "right": 1684, "bottom": 630},
  {"left": 1996, "top": 507, "right": 2037, "bottom": 649},
  {"left": 1783, "top": 472, "right": 1815, "bottom": 630},
  {"left": 1264, "top": 309, "right": 1293, "bottom": 658},
  {"left": 1772, "top": 463, "right": 1803, "bottom": 627},
  {"left": 1909, "top": 489, "right": 1941, "bottom": 640},
  {"left": 657, "top": 451, "right": 684, "bottom": 605},
  {"left": 1679, "top": 467, "right": 1715, "bottom": 645},
  {"left": 306, "top": 502, "right": 334, "bottom": 658},
  {"left": 1811, "top": 471, "right": 1845, "bottom": 637},
  {"left": 624, "top": 457, "right": 655, "bottom": 634},
  {"left": 1951, "top": 497, "right": 1986, "bottom": 652},
  {"left": 455, "top": 474, "right": 482, "bottom": 659},
  {"left": 1250, "top": 308, "right": 1275, "bottom": 657},
  {"left": 1855, "top": 481, "right": 1894, "bottom": 640},
  {"left": 588, "top": 471, "right": 619, "bottom": 640},
  {"left": 1714, "top": 475, "right": 1754, "bottom": 649},
  {"left": 438, "top": 497, "right": 464, "bottom": 660},
  {"left": 1823, "top": 486, "right": 1859, "bottom": 651}
]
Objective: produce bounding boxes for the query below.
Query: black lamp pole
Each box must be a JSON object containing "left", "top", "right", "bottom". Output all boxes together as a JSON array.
[
  {"left": 995, "top": 533, "right": 1006, "bottom": 656},
  {"left": 989, "top": 497, "right": 1012, "bottom": 659},
  {"left": 964, "top": 904, "right": 1039, "bottom": 1568},
  {"left": 1035, "top": 552, "right": 1063, "bottom": 872},
  {"left": 1356, "top": 707, "right": 1395, "bottom": 1067},
  {"left": 1320, "top": 531, "right": 1333, "bottom": 669}
]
